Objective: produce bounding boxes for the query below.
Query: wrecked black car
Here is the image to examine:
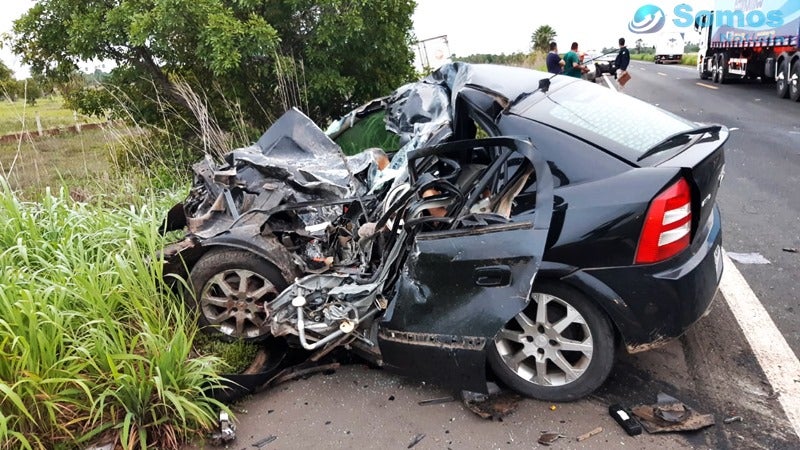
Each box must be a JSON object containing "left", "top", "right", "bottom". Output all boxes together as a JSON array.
[{"left": 162, "top": 63, "right": 726, "bottom": 401}]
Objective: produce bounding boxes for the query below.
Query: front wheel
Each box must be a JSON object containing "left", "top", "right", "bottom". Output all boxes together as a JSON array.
[
  {"left": 188, "top": 248, "right": 287, "bottom": 342},
  {"left": 488, "top": 281, "right": 615, "bottom": 402}
]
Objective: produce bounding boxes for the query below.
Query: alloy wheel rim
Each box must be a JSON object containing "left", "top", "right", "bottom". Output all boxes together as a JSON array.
[
  {"left": 200, "top": 269, "right": 278, "bottom": 339},
  {"left": 494, "top": 293, "right": 593, "bottom": 387}
]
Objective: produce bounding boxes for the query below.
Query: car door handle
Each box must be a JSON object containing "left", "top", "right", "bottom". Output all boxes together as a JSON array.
[{"left": 474, "top": 266, "right": 512, "bottom": 287}]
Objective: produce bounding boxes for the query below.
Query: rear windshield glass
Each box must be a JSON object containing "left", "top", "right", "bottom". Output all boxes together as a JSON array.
[{"left": 516, "top": 82, "right": 695, "bottom": 161}]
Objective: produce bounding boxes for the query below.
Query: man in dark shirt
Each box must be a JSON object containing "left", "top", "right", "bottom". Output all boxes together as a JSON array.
[
  {"left": 546, "top": 42, "right": 564, "bottom": 74},
  {"left": 615, "top": 37, "right": 631, "bottom": 90}
]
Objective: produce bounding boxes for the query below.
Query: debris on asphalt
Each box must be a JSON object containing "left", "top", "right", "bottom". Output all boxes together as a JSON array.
[
  {"left": 266, "top": 362, "right": 341, "bottom": 387},
  {"left": 537, "top": 432, "right": 565, "bottom": 445},
  {"left": 418, "top": 395, "right": 456, "bottom": 406},
  {"left": 609, "top": 403, "right": 643, "bottom": 436},
  {"left": 253, "top": 435, "right": 278, "bottom": 448},
  {"left": 461, "top": 390, "right": 522, "bottom": 421},
  {"left": 549, "top": 404, "right": 557, "bottom": 411},
  {"left": 723, "top": 416, "right": 744, "bottom": 424},
  {"left": 782, "top": 247, "right": 798, "bottom": 253},
  {"left": 631, "top": 392, "right": 715, "bottom": 433},
  {"left": 726, "top": 252, "right": 771, "bottom": 265},
  {"left": 208, "top": 411, "right": 236, "bottom": 445},
  {"left": 576, "top": 426, "right": 603, "bottom": 442},
  {"left": 407, "top": 433, "right": 426, "bottom": 448}
]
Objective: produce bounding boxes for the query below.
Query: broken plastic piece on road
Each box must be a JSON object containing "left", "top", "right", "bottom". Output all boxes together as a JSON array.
[
  {"left": 609, "top": 403, "right": 643, "bottom": 436},
  {"left": 417, "top": 395, "right": 455, "bottom": 406},
  {"left": 253, "top": 435, "right": 277, "bottom": 448},
  {"left": 576, "top": 426, "right": 603, "bottom": 442},
  {"left": 631, "top": 392, "right": 715, "bottom": 433},
  {"left": 407, "top": 433, "right": 426, "bottom": 448},
  {"left": 723, "top": 416, "right": 744, "bottom": 424},
  {"left": 538, "top": 432, "right": 565, "bottom": 445},
  {"left": 549, "top": 404, "right": 557, "bottom": 411},
  {"left": 462, "top": 390, "right": 522, "bottom": 420},
  {"left": 782, "top": 247, "right": 798, "bottom": 253},
  {"left": 208, "top": 411, "right": 236, "bottom": 445},
  {"left": 726, "top": 252, "right": 771, "bottom": 265}
]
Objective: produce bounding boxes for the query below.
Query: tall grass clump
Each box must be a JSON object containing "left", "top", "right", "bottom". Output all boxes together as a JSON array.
[{"left": 0, "top": 179, "right": 229, "bottom": 450}]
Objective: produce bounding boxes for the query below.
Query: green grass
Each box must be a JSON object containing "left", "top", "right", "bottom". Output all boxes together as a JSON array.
[
  {"left": 0, "top": 97, "right": 104, "bottom": 136},
  {"left": 0, "top": 179, "right": 229, "bottom": 450},
  {"left": 631, "top": 53, "right": 698, "bottom": 67}
]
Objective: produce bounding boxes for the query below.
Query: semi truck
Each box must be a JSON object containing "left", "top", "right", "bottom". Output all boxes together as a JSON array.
[
  {"left": 695, "top": 0, "right": 800, "bottom": 102},
  {"left": 655, "top": 32, "right": 685, "bottom": 63}
]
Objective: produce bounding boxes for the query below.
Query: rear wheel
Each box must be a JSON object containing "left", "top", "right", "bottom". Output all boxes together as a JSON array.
[
  {"left": 711, "top": 54, "right": 720, "bottom": 83},
  {"left": 719, "top": 54, "right": 729, "bottom": 84},
  {"left": 488, "top": 281, "right": 615, "bottom": 402},
  {"left": 777, "top": 59, "right": 790, "bottom": 98},
  {"left": 790, "top": 60, "right": 800, "bottom": 102},
  {"left": 188, "top": 248, "right": 287, "bottom": 342}
]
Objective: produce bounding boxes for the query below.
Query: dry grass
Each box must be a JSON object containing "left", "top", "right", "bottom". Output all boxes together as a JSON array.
[{"left": 0, "top": 127, "right": 119, "bottom": 200}]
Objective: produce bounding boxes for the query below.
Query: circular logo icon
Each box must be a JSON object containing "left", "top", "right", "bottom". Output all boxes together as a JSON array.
[{"left": 629, "top": 4, "right": 666, "bottom": 34}]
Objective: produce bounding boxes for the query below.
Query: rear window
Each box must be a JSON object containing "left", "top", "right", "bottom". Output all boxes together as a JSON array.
[{"left": 516, "top": 82, "right": 695, "bottom": 162}]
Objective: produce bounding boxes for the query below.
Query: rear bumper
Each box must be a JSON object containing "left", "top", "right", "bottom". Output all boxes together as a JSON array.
[{"left": 561, "top": 205, "right": 723, "bottom": 352}]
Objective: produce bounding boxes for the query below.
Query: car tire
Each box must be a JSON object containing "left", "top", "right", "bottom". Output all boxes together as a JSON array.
[
  {"left": 776, "top": 59, "right": 790, "bottom": 98},
  {"left": 188, "top": 248, "right": 287, "bottom": 342},
  {"left": 790, "top": 60, "right": 800, "bottom": 102},
  {"left": 487, "top": 281, "right": 615, "bottom": 402}
]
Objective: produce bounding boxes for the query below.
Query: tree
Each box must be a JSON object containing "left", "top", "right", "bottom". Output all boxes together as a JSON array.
[
  {"left": 635, "top": 38, "right": 644, "bottom": 54},
  {"left": 11, "top": 0, "right": 416, "bottom": 147},
  {"left": 531, "top": 25, "right": 557, "bottom": 53},
  {"left": 0, "top": 61, "right": 18, "bottom": 100}
]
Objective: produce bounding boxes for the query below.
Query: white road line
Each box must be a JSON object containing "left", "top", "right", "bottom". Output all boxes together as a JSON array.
[
  {"left": 602, "top": 74, "right": 618, "bottom": 91},
  {"left": 658, "top": 72, "right": 668, "bottom": 76},
  {"left": 696, "top": 82, "right": 719, "bottom": 90},
  {"left": 640, "top": 67, "right": 646, "bottom": 71},
  {"left": 720, "top": 250, "right": 800, "bottom": 438}
]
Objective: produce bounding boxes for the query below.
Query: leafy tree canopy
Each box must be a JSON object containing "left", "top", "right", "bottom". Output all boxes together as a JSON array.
[
  {"left": 11, "top": 0, "right": 417, "bottom": 148},
  {"left": 531, "top": 25, "right": 557, "bottom": 53}
]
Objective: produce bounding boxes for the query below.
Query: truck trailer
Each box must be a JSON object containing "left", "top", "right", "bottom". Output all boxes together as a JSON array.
[
  {"left": 695, "top": 0, "right": 800, "bottom": 102},
  {"left": 655, "top": 32, "right": 685, "bottom": 63}
]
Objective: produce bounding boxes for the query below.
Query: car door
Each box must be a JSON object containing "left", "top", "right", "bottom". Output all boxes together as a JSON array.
[{"left": 377, "top": 137, "right": 554, "bottom": 393}]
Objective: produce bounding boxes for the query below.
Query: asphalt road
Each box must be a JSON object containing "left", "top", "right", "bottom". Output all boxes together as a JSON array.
[
  {"left": 619, "top": 60, "right": 800, "bottom": 357},
  {"left": 183, "top": 63, "right": 800, "bottom": 450}
]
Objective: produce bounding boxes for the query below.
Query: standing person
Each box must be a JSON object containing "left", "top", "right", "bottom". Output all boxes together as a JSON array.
[
  {"left": 615, "top": 37, "right": 632, "bottom": 90},
  {"left": 546, "top": 42, "right": 565, "bottom": 74},
  {"left": 563, "top": 42, "right": 588, "bottom": 78}
]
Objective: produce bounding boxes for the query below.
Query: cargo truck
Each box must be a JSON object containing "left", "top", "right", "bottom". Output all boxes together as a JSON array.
[
  {"left": 695, "top": 0, "right": 800, "bottom": 102},
  {"left": 655, "top": 32, "right": 685, "bottom": 63}
]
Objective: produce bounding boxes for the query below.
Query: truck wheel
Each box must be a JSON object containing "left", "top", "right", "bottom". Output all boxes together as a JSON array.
[
  {"left": 719, "top": 55, "right": 729, "bottom": 85},
  {"left": 711, "top": 54, "right": 720, "bottom": 83},
  {"left": 777, "top": 60, "right": 790, "bottom": 98},
  {"left": 188, "top": 248, "right": 287, "bottom": 342},
  {"left": 488, "top": 281, "right": 616, "bottom": 402},
  {"left": 790, "top": 61, "right": 800, "bottom": 102},
  {"left": 699, "top": 58, "right": 710, "bottom": 80}
]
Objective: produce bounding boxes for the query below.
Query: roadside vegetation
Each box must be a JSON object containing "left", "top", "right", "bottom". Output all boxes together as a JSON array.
[{"left": 1, "top": 1, "right": 420, "bottom": 449}]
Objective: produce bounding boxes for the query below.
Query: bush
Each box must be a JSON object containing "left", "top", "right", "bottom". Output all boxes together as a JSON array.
[
  {"left": 0, "top": 181, "right": 228, "bottom": 450},
  {"left": 682, "top": 54, "right": 698, "bottom": 66}
]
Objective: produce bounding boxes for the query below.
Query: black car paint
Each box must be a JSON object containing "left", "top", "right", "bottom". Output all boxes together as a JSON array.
[
  {"left": 431, "top": 65, "right": 726, "bottom": 352},
  {"left": 163, "top": 63, "right": 725, "bottom": 396}
]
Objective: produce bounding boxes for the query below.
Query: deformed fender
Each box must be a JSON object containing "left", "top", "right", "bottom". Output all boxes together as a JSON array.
[{"left": 162, "top": 225, "right": 302, "bottom": 285}]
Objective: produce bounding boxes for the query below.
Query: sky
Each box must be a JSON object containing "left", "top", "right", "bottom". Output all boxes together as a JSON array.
[{"left": 1, "top": 0, "right": 711, "bottom": 79}]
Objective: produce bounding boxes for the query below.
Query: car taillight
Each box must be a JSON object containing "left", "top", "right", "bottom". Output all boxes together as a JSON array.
[{"left": 635, "top": 178, "right": 692, "bottom": 264}]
